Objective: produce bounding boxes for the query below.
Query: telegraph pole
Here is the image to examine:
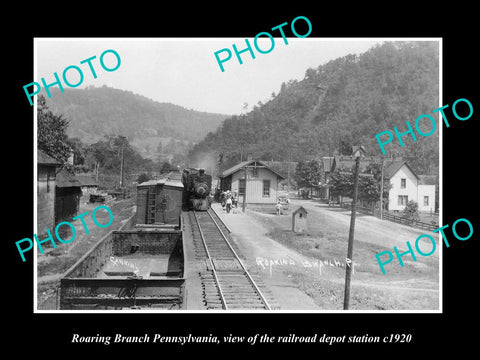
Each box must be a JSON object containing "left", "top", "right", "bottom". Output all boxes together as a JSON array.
[
  {"left": 242, "top": 165, "right": 247, "bottom": 213},
  {"left": 118, "top": 136, "right": 126, "bottom": 199},
  {"left": 343, "top": 155, "right": 360, "bottom": 310},
  {"left": 120, "top": 143, "right": 125, "bottom": 187}
]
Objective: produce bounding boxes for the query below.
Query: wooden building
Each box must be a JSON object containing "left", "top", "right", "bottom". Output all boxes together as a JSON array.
[
  {"left": 384, "top": 162, "right": 436, "bottom": 213},
  {"left": 219, "top": 160, "right": 285, "bottom": 205},
  {"left": 292, "top": 206, "right": 308, "bottom": 233},
  {"left": 55, "top": 168, "right": 82, "bottom": 223},
  {"left": 76, "top": 174, "right": 99, "bottom": 196},
  {"left": 37, "top": 150, "right": 61, "bottom": 234}
]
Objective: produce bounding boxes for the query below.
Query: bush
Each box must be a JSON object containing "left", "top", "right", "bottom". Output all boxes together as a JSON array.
[
  {"left": 137, "top": 172, "right": 150, "bottom": 184},
  {"left": 402, "top": 200, "right": 419, "bottom": 221}
]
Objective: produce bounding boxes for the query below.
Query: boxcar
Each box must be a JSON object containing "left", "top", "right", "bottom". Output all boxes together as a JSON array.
[{"left": 136, "top": 172, "right": 183, "bottom": 227}]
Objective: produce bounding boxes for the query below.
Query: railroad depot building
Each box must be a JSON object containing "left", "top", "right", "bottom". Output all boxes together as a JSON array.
[{"left": 219, "top": 160, "right": 285, "bottom": 204}]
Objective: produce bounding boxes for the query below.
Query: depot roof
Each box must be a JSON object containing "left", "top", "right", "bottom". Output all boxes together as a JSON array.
[{"left": 220, "top": 160, "right": 285, "bottom": 179}]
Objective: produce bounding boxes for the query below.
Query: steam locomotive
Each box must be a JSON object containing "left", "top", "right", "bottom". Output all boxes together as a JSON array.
[{"left": 182, "top": 168, "right": 212, "bottom": 211}]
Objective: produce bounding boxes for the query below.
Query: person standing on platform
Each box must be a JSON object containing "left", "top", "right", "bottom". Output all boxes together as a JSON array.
[{"left": 226, "top": 196, "right": 232, "bottom": 214}]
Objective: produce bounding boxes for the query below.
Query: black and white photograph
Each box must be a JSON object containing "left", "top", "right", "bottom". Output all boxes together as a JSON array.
[{"left": 33, "top": 38, "right": 441, "bottom": 312}]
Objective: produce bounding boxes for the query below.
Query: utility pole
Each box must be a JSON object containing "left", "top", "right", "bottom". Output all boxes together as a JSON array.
[
  {"left": 119, "top": 140, "right": 125, "bottom": 188},
  {"left": 242, "top": 165, "right": 247, "bottom": 213},
  {"left": 118, "top": 136, "right": 126, "bottom": 199},
  {"left": 343, "top": 156, "right": 360, "bottom": 310}
]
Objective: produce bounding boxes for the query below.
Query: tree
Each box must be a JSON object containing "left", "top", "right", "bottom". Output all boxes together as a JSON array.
[
  {"left": 329, "top": 171, "right": 354, "bottom": 201},
  {"left": 330, "top": 171, "right": 386, "bottom": 206},
  {"left": 294, "top": 160, "right": 323, "bottom": 197},
  {"left": 160, "top": 161, "right": 172, "bottom": 173},
  {"left": 305, "top": 67, "right": 316, "bottom": 79},
  {"left": 358, "top": 176, "right": 381, "bottom": 203},
  {"left": 37, "top": 95, "right": 72, "bottom": 169},
  {"left": 137, "top": 172, "right": 150, "bottom": 184},
  {"left": 365, "top": 162, "right": 391, "bottom": 204}
]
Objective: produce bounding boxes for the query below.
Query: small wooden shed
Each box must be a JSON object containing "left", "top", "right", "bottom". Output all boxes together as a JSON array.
[
  {"left": 76, "top": 174, "right": 99, "bottom": 196},
  {"left": 292, "top": 206, "right": 308, "bottom": 233},
  {"left": 37, "top": 150, "right": 61, "bottom": 234},
  {"left": 55, "top": 168, "right": 82, "bottom": 224}
]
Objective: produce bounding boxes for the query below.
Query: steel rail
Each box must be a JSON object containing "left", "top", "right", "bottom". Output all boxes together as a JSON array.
[
  {"left": 192, "top": 210, "right": 228, "bottom": 310},
  {"left": 205, "top": 208, "right": 272, "bottom": 310}
]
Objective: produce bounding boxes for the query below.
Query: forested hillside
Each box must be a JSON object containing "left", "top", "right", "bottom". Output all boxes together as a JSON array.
[
  {"left": 189, "top": 42, "right": 439, "bottom": 175},
  {"left": 45, "top": 86, "right": 228, "bottom": 159}
]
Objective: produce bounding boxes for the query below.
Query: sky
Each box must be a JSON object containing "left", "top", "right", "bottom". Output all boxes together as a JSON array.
[{"left": 35, "top": 38, "right": 383, "bottom": 115}]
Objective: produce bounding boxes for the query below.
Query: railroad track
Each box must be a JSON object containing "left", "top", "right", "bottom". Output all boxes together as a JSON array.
[{"left": 191, "top": 208, "right": 272, "bottom": 310}]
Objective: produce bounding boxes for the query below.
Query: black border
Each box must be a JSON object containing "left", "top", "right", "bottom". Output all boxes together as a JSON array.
[{"left": 6, "top": 6, "right": 479, "bottom": 354}]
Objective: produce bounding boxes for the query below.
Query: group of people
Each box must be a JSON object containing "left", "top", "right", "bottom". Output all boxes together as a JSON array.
[{"left": 219, "top": 190, "right": 238, "bottom": 213}]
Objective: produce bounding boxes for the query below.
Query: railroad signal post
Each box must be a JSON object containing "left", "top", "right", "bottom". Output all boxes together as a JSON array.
[{"left": 343, "top": 156, "right": 360, "bottom": 310}]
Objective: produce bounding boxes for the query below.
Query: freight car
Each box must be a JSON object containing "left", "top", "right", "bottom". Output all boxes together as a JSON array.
[
  {"left": 182, "top": 168, "right": 212, "bottom": 211},
  {"left": 136, "top": 171, "right": 183, "bottom": 227},
  {"left": 59, "top": 225, "right": 185, "bottom": 310}
]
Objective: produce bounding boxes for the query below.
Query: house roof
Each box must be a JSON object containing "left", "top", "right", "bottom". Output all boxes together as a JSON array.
[
  {"left": 56, "top": 168, "right": 82, "bottom": 188},
  {"left": 338, "top": 171, "right": 374, "bottom": 178},
  {"left": 352, "top": 145, "right": 367, "bottom": 155},
  {"left": 219, "top": 160, "right": 285, "bottom": 179},
  {"left": 292, "top": 206, "right": 308, "bottom": 215},
  {"left": 384, "top": 161, "right": 418, "bottom": 179},
  {"left": 418, "top": 174, "right": 437, "bottom": 185},
  {"left": 75, "top": 175, "right": 99, "bottom": 186},
  {"left": 333, "top": 155, "right": 373, "bottom": 172},
  {"left": 37, "top": 150, "right": 61, "bottom": 166}
]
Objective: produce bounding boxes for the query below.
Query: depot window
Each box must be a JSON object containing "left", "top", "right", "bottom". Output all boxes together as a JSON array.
[
  {"left": 238, "top": 179, "right": 245, "bottom": 196},
  {"left": 263, "top": 180, "right": 270, "bottom": 197}
]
